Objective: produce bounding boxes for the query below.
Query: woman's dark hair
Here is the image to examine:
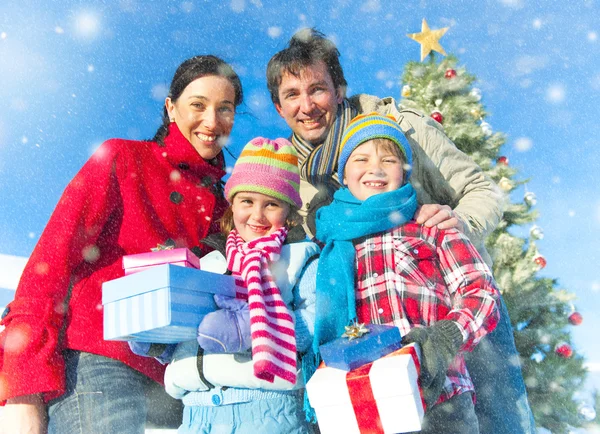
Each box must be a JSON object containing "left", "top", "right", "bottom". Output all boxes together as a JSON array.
[{"left": 153, "top": 55, "right": 243, "bottom": 146}]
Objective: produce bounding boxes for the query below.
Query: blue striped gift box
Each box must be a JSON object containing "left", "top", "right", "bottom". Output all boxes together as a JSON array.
[{"left": 102, "top": 264, "right": 236, "bottom": 343}]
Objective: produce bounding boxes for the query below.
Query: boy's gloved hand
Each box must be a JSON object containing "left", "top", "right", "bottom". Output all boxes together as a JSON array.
[
  {"left": 196, "top": 294, "right": 251, "bottom": 353},
  {"left": 401, "top": 320, "right": 463, "bottom": 408},
  {"left": 128, "top": 341, "right": 176, "bottom": 365}
]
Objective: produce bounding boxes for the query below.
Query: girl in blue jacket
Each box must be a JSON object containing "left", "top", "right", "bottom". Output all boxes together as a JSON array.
[{"left": 132, "top": 137, "right": 318, "bottom": 434}]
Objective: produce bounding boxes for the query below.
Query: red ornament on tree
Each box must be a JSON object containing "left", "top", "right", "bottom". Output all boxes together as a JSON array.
[
  {"left": 555, "top": 342, "right": 573, "bottom": 358},
  {"left": 444, "top": 68, "right": 457, "bottom": 79},
  {"left": 568, "top": 311, "right": 583, "bottom": 326},
  {"left": 430, "top": 110, "right": 443, "bottom": 124},
  {"left": 497, "top": 156, "right": 509, "bottom": 165},
  {"left": 533, "top": 254, "right": 547, "bottom": 269}
]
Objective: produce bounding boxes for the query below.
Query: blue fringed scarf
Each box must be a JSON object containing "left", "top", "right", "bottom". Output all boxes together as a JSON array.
[
  {"left": 302, "top": 184, "right": 418, "bottom": 421},
  {"left": 314, "top": 184, "right": 418, "bottom": 351}
]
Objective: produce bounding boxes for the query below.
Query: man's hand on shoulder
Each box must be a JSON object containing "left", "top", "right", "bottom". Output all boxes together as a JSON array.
[{"left": 415, "top": 204, "right": 466, "bottom": 232}]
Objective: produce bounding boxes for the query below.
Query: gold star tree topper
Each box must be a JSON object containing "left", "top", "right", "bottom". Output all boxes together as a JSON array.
[{"left": 407, "top": 18, "right": 449, "bottom": 62}]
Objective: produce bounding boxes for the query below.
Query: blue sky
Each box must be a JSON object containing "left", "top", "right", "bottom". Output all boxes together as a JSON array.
[{"left": 1, "top": 0, "right": 599, "bottom": 411}]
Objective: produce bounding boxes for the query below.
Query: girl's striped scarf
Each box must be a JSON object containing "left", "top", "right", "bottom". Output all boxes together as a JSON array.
[
  {"left": 291, "top": 99, "right": 358, "bottom": 194},
  {"left": 225, "top": 227, "right": 297, "bottom": 384}
]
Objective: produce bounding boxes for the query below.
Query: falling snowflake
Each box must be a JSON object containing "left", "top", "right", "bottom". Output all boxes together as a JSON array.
[
  {"left": 170, "top": 170, "right": 181, "bottom": 182},
  {"left": 3, "top": 324, "right": 31, "bottom": 354},
  {"left": 514, "top": 55, "right": 549, "bottom": 76},
  {"left": 267, "top": 27, "right": 282, "bottom": 38},
  {"left": 514, "top": 137, "right": 533, "bottom": 152},
  {"left": 74, "top": 11, "right": 100, "bottom": 38},
  {"left": 388, "top": 211, "right": 404, "bottom": 225},
  {"left": 230, "top": 0, "right": 244, "bottom": 13},
  {"left": 82, "top": 245, "right": 100, "bottom": 263},
  {"left": 151, "top": 83, "right": 169, "bottom": 101},
  {"left": 181, "top": 1, "right": 194, "bottom": 13},
  {"left": 360, "top": 0, "right": 381, "bottom": 12},
  {"left": 34, "top": 262, "right": 49, "bottom": 275},
  {"left": 247, "top": 90, "right": 269, "bottom": 111},
  {"left": 546, "top": 84, "right": 566, "bottom": 103},
  {"left": 499, "top": 0, "right": 524, "bottom": 9}
]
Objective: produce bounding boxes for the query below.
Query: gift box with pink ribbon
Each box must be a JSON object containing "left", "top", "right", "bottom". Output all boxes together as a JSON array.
[
  {"left": 122, "top": 247, "right": 200, "bottom": 275},
  {"left": 306, "top": 344, "right": 425, "bottom": 434}
]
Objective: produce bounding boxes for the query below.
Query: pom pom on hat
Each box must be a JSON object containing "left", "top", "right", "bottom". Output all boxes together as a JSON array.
[
  {"left": 337, "top": 113, "right": 412, "bottom": 182},
  {"left": 225, "top": 137, "right": 302, "bottom": 208}
]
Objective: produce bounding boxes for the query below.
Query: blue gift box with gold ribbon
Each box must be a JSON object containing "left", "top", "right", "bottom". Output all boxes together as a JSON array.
[
  {"left": 102, "top": 263, "right": 236, "bottom": 343},
  {"left": 319, "top": 324, "right": 402, "bottom": 371}
]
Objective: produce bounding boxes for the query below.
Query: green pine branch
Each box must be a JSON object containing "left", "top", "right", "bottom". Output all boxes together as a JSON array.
[{"left": 399, "top": 55, "right": 589, "bottom": 433}]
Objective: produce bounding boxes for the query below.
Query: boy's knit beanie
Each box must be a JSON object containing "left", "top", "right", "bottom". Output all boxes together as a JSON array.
[
  {"left": 337, "top": 112, "right": 413, "bottom": 182},
  {"left": 225, "top": 137, "right": 302, "bottom": 208}
]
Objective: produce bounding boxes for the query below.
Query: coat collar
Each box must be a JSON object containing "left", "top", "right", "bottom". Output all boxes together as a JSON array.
[{"left": 159, "top": 122, "right": 226, "bottom": 181}]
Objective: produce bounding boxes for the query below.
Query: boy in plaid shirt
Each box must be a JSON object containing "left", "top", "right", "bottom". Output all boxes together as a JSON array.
[{"left": 312, "top": 113, "right": 500, "bottom": 433}]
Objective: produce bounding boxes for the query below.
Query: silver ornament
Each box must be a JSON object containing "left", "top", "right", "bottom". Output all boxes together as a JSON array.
[
  {"left": 481, "top": 121, "right": 493, "bottom": 137},
  {"left": 578, "top": 402, "right": 596, "bottom": 422},
  {"left": 530, "top": 225, "right": 544, "bottom": 240},
  {"left": 470, "top": 88, "right": 482, "bottom": 101},
  {"left": 524, "top": 192, "right": 537, "bottom": 207}
]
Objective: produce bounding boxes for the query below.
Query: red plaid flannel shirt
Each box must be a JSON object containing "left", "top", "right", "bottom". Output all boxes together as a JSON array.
[{"left": 354, "top": 222, "right": 500, "bottom": 403}]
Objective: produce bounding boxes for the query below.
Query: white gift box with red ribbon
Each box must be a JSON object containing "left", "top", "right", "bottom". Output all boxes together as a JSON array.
[{"left": 306, "top": 344, "right": 425, "bottom": 434}]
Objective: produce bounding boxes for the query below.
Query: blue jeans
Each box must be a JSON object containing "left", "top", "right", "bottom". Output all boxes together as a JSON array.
[
  {"left": 464, "top": 295, "right": 536, "bottom": 434},
  {"left": 47, "top": 351, "right": 180, "bottom": 434},
  {"left": 410, "top": 392, "right": 478, "bottom": 434}
]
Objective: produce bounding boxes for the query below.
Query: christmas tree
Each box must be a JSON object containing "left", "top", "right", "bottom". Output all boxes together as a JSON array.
[{"left": 399, "top": 54, "right": 592, "bottom": 432}]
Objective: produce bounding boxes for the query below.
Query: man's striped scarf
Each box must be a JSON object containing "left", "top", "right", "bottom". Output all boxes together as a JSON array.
[
  {"left": 291, "top": 99, "right": 358, "bottom": 193},
  {"left": 225, "top": 227, "right": 297, "bottom": 384}
]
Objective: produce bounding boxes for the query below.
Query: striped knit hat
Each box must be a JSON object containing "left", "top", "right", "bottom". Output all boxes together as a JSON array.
[
  {"left": 337, "top": 112, "right": 413, "bottom": 182},
  {"left": 225, "top": 137, "right": 302, "bottom": 208}
]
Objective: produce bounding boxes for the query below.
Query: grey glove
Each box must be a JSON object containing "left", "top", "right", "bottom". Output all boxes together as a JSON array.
[{"left": 401, "top": 320, "right": 463, "bottom": 408}]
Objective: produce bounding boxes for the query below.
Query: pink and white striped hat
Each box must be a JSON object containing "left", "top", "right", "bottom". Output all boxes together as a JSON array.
[{"left": 225, "top": 137, "right": 302, "bottom": 208}]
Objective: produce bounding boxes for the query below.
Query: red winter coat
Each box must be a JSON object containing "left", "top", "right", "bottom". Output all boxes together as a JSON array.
[{"left": 0, "top": 123, "right": 228, "bottom": 403}]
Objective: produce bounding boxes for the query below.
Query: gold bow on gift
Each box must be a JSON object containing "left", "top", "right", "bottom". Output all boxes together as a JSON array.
[
  {"left": 341, "top": 323, "right": 370, "bottom": 341},
  {"left": 150, "top": 243, "right": 175, "bottom": 252}
]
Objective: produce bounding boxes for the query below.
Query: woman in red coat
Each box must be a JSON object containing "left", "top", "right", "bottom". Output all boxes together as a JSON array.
[{"left": 0, "top": 55, "right": 243, "bottom": 434}]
